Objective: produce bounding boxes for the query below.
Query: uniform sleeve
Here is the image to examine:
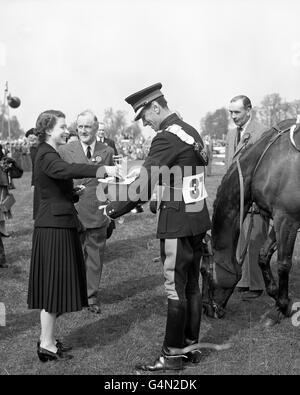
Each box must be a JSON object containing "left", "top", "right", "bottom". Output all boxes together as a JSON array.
[
  {"left": 40, "top": 151, "right": 99, "bottom": 180},
  {"left": 144, "top": 133, "right": 177, "bottom": 169},
  {"left": 106, "top": 136, "right": 172, "bottom": 219}
]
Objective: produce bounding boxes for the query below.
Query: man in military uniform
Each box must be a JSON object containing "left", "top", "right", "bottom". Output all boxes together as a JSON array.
[{"left": 104, "top": 83, "right": 211, "bottom": 371}]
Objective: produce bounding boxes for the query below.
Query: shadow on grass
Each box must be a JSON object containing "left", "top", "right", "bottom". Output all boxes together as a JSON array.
[
  {"left": 8, "top": 227, "right": 33, "bottom": 238},
  {"left": 99, "top": 274, "right": 162, "bottom": 304},
  {"left": 0, "top": 310, "right": 40, "bottom": 341},
  {"left": 104, "top": 234, "right": 157, "bottom": 262},
  {"left": 0, "top": 258, "right": 30, "bottom": 280},
  {"left": 65, "top": 295, "right": 165, "bottom": 350},
  {"left": 199, "top": 292, "right": 275, "bottom": 349}
]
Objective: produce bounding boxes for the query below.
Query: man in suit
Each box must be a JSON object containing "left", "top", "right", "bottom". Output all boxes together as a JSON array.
[
  {"left": 97, "top": 122, "right": 118, "bottom": 156},
  {"left": 103, "top": 83, "right": 211, "bottom": 372},
  {"left": 59, "top": 110, "right": 114, "bottom": 314},
  {"left": 226, "top": 95, "right": 269, "bottom": 300}
]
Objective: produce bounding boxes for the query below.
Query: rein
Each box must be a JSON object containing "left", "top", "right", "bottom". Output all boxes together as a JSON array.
[{"left": 235, "top": 136, "right": 254, "bottom": 265}]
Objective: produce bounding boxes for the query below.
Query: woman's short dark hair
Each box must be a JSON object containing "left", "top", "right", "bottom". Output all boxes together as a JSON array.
[{"left": 36, "top": 110, "right": 65, "bottom": 143}]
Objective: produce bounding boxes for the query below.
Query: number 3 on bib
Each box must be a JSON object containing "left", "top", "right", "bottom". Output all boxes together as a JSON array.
[{"left": 182, "top": 173, "right": 208, "bottom": 204}]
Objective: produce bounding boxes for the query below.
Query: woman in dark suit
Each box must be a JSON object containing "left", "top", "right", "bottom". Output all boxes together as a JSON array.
[{"left": 27, "top": 110, "right": 117, "bottom": 362}]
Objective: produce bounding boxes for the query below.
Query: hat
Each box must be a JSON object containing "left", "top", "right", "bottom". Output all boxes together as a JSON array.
[
  {"left": 125, "top": 83, "right": 163, "bottom": 121},
  {"left": 25, "top": 128, "right": 36, "bottom": 138}
]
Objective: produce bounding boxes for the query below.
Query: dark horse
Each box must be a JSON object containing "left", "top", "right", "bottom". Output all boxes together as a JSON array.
[{"left": 201, "top": 118, "right": 300, "bottom": 326}]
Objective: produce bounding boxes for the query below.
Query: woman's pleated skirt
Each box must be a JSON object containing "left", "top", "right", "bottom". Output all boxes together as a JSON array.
[{"left": 27, "top": 227, "right": 88, "bottom": 314}]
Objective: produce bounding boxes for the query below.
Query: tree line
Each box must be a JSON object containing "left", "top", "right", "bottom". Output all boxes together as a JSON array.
[{"left": 1, "top": 94, "right": 299, "bottom": 142}]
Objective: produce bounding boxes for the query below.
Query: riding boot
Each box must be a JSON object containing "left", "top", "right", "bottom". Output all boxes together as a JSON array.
[
  {"left": 135, "top": 345, "right": 184, "bottom": 372},
  {"left": 135, "top": 299, "right": 186, "bottom": 372},
  {"left": 184, "top": 293, "right": 202, "bottom": 364},
  {"left": 163, "top": 298, "right": 186, "bottom": 349}
]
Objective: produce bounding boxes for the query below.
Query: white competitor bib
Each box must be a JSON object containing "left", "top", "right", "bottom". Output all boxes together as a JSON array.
[{"left": 182, "top": 173, "right": 208, "bottom": 204}]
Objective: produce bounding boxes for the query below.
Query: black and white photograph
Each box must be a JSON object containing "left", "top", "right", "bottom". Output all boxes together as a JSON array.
[{"left": 0, "top": 0, "right": 300, "bottom": 378}]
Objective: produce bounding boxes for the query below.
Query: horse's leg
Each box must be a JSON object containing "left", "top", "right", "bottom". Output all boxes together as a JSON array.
[
  {"left": 258, "top": 225, "right": 278, "bottom": 301},
  {"left": 276, "top": 218, "right": 298, "bottom": 315},
  {"left": 200, "top": 252, "right": 215, "bottom": 318},
  {"left": 264, "top": 215, "right": 298, "bottom": 326}
]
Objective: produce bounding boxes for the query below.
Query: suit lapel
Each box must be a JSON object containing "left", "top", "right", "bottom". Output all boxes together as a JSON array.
[
  {"left": 66, "top": 141, "right": 89, "bottom": 163},
  {"left": 66, "top": 142, "right": 91, "bottom": 186},
  {"left": 92, "top": 141, "right": 110, "bottom": 163},
  {"left": 243, "top": 117, "right": 255, "bottom": 144}
]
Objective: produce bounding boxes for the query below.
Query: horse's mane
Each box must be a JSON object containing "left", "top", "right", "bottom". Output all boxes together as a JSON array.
[{"left": 212, "top": 118, "right": 297, "bottom": 226}]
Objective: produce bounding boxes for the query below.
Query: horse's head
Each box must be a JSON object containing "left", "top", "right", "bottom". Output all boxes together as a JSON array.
[{"left": 202, "top": 242, "right": 242, "bottom": 319}]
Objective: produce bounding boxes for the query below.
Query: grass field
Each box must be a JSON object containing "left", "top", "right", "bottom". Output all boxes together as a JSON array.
[{"left": 0, "top": 160, "right": 300, "bottom": 375}]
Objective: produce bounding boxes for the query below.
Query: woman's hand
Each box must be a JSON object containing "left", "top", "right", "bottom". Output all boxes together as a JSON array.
[{"left": 104, "top": 165, "right": 126, "bottom": 180}]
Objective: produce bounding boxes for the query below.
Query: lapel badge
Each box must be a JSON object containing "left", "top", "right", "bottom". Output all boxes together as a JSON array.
[{"left": 94, "top": 155, "right": 102, "bottom": 163}]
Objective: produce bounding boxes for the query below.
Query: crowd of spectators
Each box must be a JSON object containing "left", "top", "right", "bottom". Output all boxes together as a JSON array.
[
  {"left": 0, "top": 132, "right": 152, "bottom": 170},
  {"left": 114, "top": 134, "right": 151, "bottom": 160},
  {"left": 0, "top": 139, "right": 33, "bottom": 171}
]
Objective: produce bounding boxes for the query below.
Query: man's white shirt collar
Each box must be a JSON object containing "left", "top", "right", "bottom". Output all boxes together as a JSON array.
[{"left": 80, "top": 140, "right": 96, "bottom": 156}]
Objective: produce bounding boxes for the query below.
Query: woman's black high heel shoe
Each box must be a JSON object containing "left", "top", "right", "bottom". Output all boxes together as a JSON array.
[
  {"left": 37, "top": 347, "right": 73, "bottom": 362},
  {"left": 37, "top": 339, "right": 73, "bottom": 352}
]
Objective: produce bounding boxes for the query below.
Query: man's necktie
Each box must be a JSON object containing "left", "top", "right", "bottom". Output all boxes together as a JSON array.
[
  {"left": 236, "top": 126, "right": 242, "bottom": 145},
  {"left": 86, "top": 145, "right": 91, "bottom": 159}
]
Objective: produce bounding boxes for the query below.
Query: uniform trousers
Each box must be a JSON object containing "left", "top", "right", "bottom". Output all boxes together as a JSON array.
[
  {"left": 80, "top": 226, "right": 107, "bottom": 305},
  {"left": 160, "top": 234, "right": 204, "bottom": 349}
]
